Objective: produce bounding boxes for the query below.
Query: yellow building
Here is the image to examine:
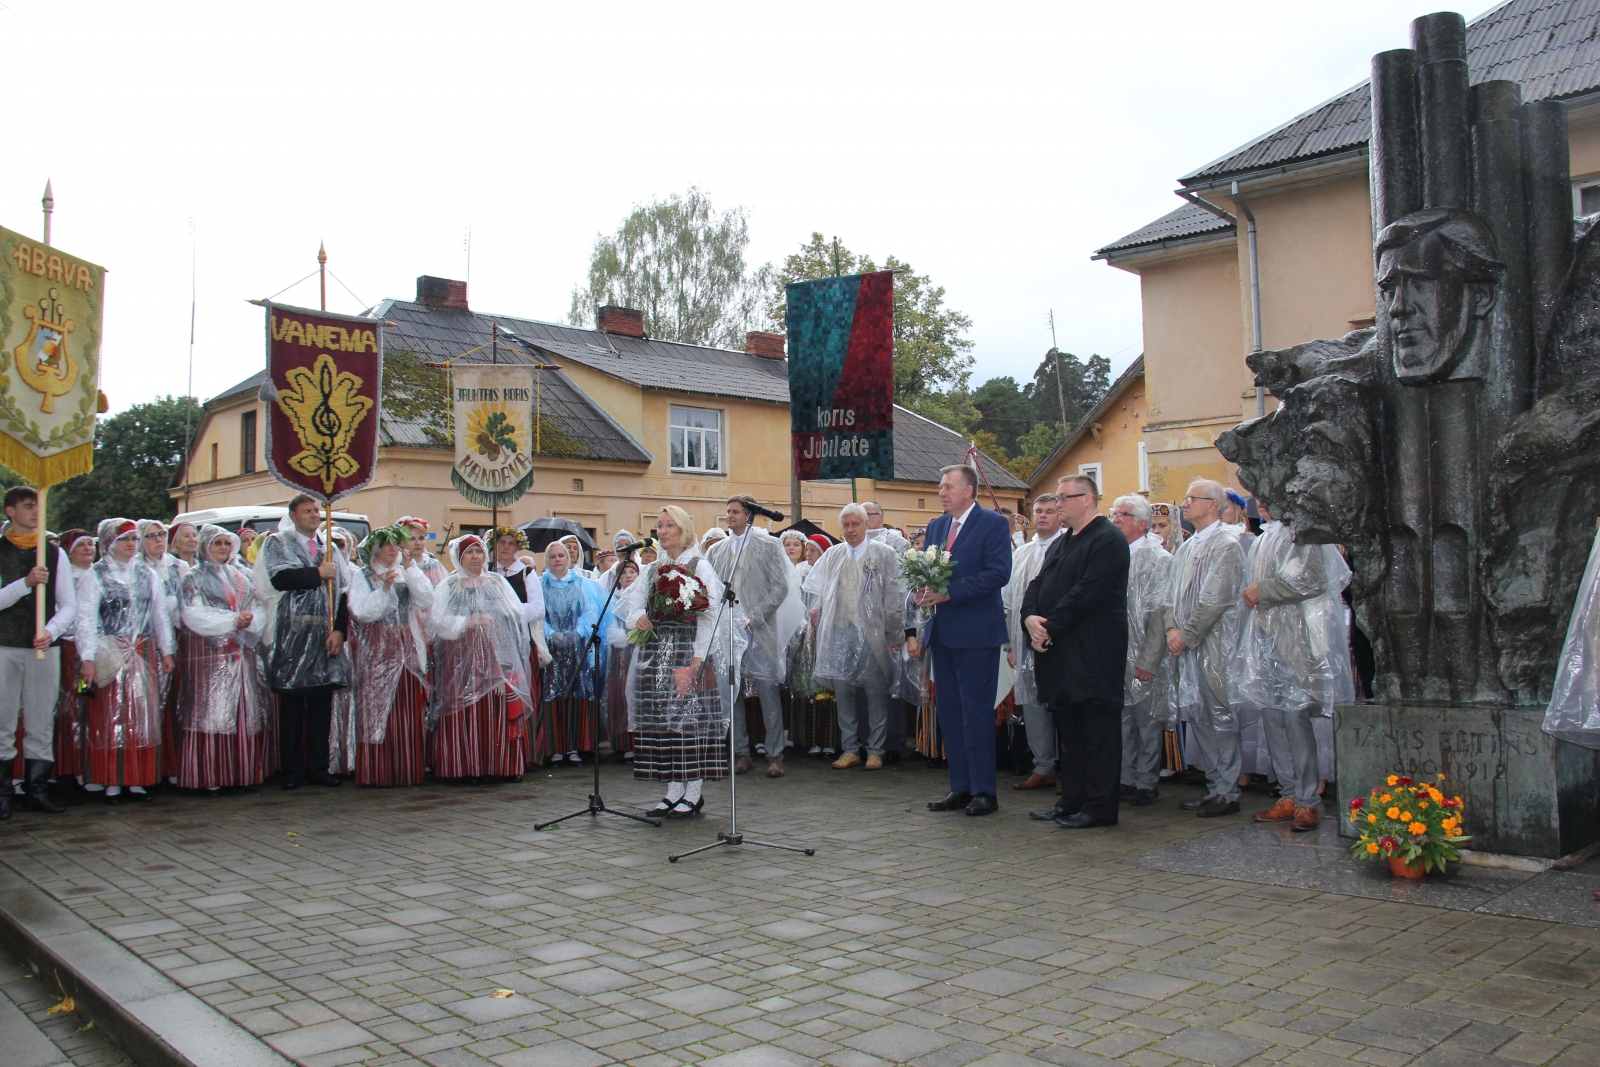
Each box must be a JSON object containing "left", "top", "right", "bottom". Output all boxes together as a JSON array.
[
  {"left": 174, "top": 277, "right": 1025, "bottom": 552},
  {"left": 1027, "top": 357, "right": 1149, "bottom": 510},
  {"left": 1096, "top": 0, "right": 1600, "bottom": 501}
]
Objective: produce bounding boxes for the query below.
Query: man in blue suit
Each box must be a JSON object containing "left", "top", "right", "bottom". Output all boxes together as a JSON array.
[{"left": 916, "top": 465, "right": 1012, "bottom": 816}]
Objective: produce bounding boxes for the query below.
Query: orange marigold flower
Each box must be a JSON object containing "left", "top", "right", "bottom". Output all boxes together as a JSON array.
[
  {"left": 1400, "top": 812, "right": 1412, "bottom": 822},
  {"left": 1387, "top": 807, "right": 1401, "bottom": 819},
  {"left": 1419, "top": 801, "right": 1429, "bottom": 809},
  {"left": 1409, "top": 822, "right": 1427, "bottom": 834},
  {"left": 1436, "top": 773, "right": 1446, "bottom": 781},
  {"left": 1387, "top": 775, "right": 1399, "bottom": 786},
  {"left": 1368, "top": 814, "right": 1378, "bottom": 823},
  {"left": 1380, "top": 794, "right": 1392, "bottom": 803},
  {"left": 1366, "top": 842, "right": 1380, "bottom": 853}
]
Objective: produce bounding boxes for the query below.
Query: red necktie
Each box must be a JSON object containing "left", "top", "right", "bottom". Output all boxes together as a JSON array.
[{"left": 945, "top": 520, "right": 961, "bottom": 550}]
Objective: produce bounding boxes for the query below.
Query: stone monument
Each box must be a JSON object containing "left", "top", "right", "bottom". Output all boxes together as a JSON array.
[{"left": 1217, "top": 11, "right": 1600, "bottom": 859}]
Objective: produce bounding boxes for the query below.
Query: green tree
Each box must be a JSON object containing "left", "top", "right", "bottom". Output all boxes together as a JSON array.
[
  {"left": 770, "top": 234, "right": 976, "bottom": 422},
  {"left": 570, "top": 187, "right": 772, "bottom": 348},
  {"left": 1028, "top": 347, "right": 1111, "bottom": 432},
  {"left": 969, "top": 375, "right": 1035, "bottom": 458},
  {"left": 50, "top": 395, "right": 202, "bottom": 531}
]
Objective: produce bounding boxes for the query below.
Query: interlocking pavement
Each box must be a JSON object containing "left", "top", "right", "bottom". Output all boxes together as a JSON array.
[{"left": 2, "top": 757, "right": 1598, "bottom": 1067}]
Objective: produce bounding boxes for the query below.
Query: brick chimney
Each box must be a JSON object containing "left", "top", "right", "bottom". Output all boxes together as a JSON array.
[
  {"left": 744, "top": 331, "right": 786, "bottom": 359},
  {"left": 416, "top": 276, "right": 468, "bottom": 310},
  {"left": 596, "top": 305, "right": 645, "bottom": 338}
]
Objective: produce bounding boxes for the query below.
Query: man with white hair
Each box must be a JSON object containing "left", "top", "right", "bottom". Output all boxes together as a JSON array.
[
  {"left": 804, "top": 503, "right": 905, "bottom": 770},
  {"left": 1109, "top": 494, "right": 1173, "bottom": 806},
  {"left": 862, "top": 502, "right": 910, "bottom": 553},
  {"left": 1003, "top": 493, "right": 1062, "bottom": 791},
  {"left": 1163, "top": 479, "right": 1247, "bottom": 817}
]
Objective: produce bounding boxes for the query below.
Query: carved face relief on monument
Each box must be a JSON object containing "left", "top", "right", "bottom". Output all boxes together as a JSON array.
[{"left": 1375, "top": 209, "right": 1503, "bottom": 384}]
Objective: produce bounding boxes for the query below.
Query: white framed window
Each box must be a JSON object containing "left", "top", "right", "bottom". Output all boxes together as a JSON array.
[
  {"left": 1078, "top": 462, "right": 1102, "bottom": 493},
  {"left": 670, "top": 405, "right": 723, "bottom": 473},
  {"left": 1137, "top": 442, "right": 1149, "bottom": 493},
  {"left": 1574, "top": 179, "right": 1600, "bottom": 216}
]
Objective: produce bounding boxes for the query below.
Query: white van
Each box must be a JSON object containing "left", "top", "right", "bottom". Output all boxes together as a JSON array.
[{"left": 170, "top": 505, "right": 372, "bottom": 542}]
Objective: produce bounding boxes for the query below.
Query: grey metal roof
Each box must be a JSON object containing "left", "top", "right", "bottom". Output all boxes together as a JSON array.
[
  {"left": 892, "top": 406, "right": 1029, "bottom": 490},
  {"left": 1181, "top": 0, "right": 1600, "bottom": 185},
  {"left": 206, "top": 370, "right": 267, "bottom": 408},
  {"left": 1027, "top": 355, "right": 1145, "bottom": 488},
  {"left": 1095, "top": 203, "right": 1235, "bottom": 258}
]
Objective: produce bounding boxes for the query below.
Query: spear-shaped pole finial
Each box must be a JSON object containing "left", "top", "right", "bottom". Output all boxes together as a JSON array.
[
  {"left": 318, "top": 241, "right": 327, "bottom": 311},
  {"left": 42, "top": 180, "right": 54, "bottom": 247}
]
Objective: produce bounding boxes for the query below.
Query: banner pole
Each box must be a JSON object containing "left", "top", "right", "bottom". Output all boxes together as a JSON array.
[
  {"left": 324, "top": 507, "right": 335, "bottom": 635},
  {"left": 34, "top": 485, "right": 48, "bottom": 661}
]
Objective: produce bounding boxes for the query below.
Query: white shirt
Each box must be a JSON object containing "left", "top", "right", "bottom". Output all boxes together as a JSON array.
[
  {"left": 0, "top": 545, "right": 78, "bottom": 640},
  {"left": 945, "top": 503, "right": 977, "bottom": 547},
  {"left": 1034, "top": 528, "right": 1063, "bottom": 549},
  {"left": 844, "top": 537, "right": 870, "bottom": 561},
  {"left": 1191, "top": 519, "right": 1225, "bottom": 546}
]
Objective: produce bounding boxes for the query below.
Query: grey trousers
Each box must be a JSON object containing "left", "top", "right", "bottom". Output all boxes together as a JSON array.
[
  {"left": 1120, "top": 700, "right": 1163, "bottom": 789},
  {"left": 836, "top": 682, "right": 890, "bottom": 756},
  {"left": 1190, "top": 676, "right": 1242, "bottom": 802},
  {"left": 0, "top": 645, "right": 58, "bottom": 764},
  {"left": 733, "top": 680, "right": 787, "bottom": 763},
  {"left": 1262, "top": 704, "right": 1321, "bottom": 807},
  {"left": 1021, "top": 702, "right": 1057, "bottom": 775}
]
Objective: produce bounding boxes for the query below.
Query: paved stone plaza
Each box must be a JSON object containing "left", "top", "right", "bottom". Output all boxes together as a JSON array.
[{"left": 3, "top": 758, "right": 1599, "bottom": 1067}]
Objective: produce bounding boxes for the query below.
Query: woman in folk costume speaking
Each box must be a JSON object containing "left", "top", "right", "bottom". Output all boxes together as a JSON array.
[
  {"left": 347, "top": 526, "right": 435, "bottom": 787},
  {"left": 76, "top": 519, "right": 176, "bottom": 804},
  {"left": 427, "top": 535, "right": 533, "bottom": 782},
  {"left": 619, "top": 505, "right": 728, "bottom": 818},
  {"left": 540, "top": 540, "right": 606, "bottom": 766},
  {"left": 176, "top": 526, "right": 271, "bottom": 796},
  {"left": 138, "top": 520, "right": 187, "bottom": 786}
]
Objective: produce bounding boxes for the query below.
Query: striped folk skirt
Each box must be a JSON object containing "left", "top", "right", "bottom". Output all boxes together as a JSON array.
[
  {"left": 787, "top": 692, "right": 840, "bottom": 750},
  {"left": 605, "top": 645, "right": 634, "bottom": 755},
  {"left": 55, "top": 642, "right": 84, "bottom": 777},
  {"left": 523, "top": 654, "right": 550, "bottom": 766},
  {"left": 915, "top": 680, "right": 946, "bottom": 759},
  {"left": 632, "top": 732, "right": 729, "bottom": 783},
  {"left": 85, "top": 653, "right": 161, "bottom": 788},
  {"left": 178, "top": 710, "right": 273, "bottom": 790},
  {"left": 355, "top": 671, "right": 427, "bottom": 787},
  {"left": 431, "top": 690, "right": 526, "bottom": 780},
  {"left": 546, "top": 698, "right": 595, "bottom": 756},
  {"left": 160, "top": 660, "right": 181, "bottom": 781}
]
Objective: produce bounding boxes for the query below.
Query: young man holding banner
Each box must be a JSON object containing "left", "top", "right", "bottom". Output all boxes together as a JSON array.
[{"left": 0, "top": 487, "right": 75, "bottom": 817}]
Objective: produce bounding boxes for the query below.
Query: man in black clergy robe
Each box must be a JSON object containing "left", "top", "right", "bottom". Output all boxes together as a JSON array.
[{"left": 1020, "top": 473, "right": 1130, "bottom": 828}]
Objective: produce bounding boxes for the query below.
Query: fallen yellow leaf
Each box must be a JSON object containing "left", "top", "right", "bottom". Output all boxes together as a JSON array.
[
  {"left": 47, "top": 995, "right": 74, "bottom": 1015},
  {"left": 491, "top": 989, "right": 515, "bottom": 999},
  {"left": 286, "top": 831, "right": 300, "bottom": 838}
]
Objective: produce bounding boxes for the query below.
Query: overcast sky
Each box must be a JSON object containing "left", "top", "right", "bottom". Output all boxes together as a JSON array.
[{"left": 1, "top": 0, "right": 1495, "bottom": 412}]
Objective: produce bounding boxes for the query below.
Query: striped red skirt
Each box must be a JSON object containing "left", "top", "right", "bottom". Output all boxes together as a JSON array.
[
  {"left": 55, "top": 642, "right": 83, "bottom": 777},
  {"left": 355, "top": 671, "right": 427, "bottom": 787},
  {"left": 160, "top": 661, "right": 181, "bottom": 780},
  {"left": 547, "top": 698, "right": 595, "bottom": 756},
  {"left": 86, "top": 693, "right": 160, "bottom": 787},
  {"left": 523, "top": 655, "right": 549, "bottom": 766},
  {"left": 431, "top": 690, "right": 525, "bottom": 779},
  {"left": 178, "top": 713, "right": 272, "bottom": 790}
]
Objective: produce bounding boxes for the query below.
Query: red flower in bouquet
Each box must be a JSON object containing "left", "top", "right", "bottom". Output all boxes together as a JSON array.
[{"left": 627, "top": 563, "right": 711, "bottom": 645}]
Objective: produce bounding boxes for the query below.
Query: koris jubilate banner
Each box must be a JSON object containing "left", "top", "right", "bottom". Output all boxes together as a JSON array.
[
  {"left": 0, "top": 227, "right": 106, "bottom": 486},
  {"left": 451, "top": 362, "right": 535, "bottom": 508},
  {"left": 786, "top": 270, "right": 894, "bottom": 480},
  {"left": 261, "top": 302, "right": 382, "bottom": 503}
]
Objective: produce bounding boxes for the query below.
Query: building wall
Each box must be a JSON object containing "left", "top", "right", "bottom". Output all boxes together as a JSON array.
[{"left": 1030, "top": 373, "right": 1147, "bottom": 514}]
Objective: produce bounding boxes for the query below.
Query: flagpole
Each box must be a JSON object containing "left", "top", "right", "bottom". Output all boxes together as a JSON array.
[
  {"left": 35, "top": 181, "right": 55, "bottom": 660},
  {"left": 319, "top": 243, "right": 334, "bottom": 634}
]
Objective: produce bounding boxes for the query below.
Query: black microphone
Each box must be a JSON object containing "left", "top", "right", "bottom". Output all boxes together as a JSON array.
[
  {"left": 611, "top": 540, "right": 650, "bottom": 555},
  {"left": 744, "top": 502, "right": 785, "bottom": 522}
]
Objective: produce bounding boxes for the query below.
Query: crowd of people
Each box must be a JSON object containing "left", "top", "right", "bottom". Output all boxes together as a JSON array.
[{"left": 0, "top": 463, "right": 1355, "bottom": 832}]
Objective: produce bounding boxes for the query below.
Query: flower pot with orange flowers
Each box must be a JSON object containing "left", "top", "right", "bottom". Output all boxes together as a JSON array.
[{"left": 1348, "top": 774, "right": 1471, "bottom": 876}]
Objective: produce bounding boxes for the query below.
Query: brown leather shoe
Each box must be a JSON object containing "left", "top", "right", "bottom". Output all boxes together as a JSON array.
[
  {"left": 735, "top": 755, "right": 753, "bottom": 775},
  {"left": 864, "top": 754, "right": 884, "bottom": 770},
  {"left": 831, "top": 752, "right": 862, "bottom": 770},
  {"left": 1291, "top": 804, "right": 1319, "bottom": 832},
  {"left": 1252, "top": 797, "right": 1298, "bottom": 823},
  {"left": 766, "top": 761, "right": 785, "bottom": 778},
  {"left": 1012, "top": 773, "right": 1057, "bottom": 790}
]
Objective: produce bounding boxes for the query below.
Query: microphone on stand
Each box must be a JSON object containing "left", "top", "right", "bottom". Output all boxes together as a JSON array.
[
  {"left": 613, "top": 540, "right": 650, "bottom": 555},
  {"left": 744, "top": 502, "right": 785, "bottom": 522}
]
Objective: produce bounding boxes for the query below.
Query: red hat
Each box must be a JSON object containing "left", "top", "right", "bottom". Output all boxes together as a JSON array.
[{"left": 807, "top": 534, "right": 831, "bottom": 551}]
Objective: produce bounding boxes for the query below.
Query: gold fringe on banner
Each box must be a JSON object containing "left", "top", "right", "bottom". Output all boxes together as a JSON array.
[{"left": 0, "top": 437, "right": 94, "bottom": 489}]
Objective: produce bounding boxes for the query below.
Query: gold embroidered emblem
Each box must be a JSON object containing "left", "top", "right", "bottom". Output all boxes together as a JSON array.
[
  {"left": 276, "top": 353, "right": 373, "bottom": 494},
  {"left": 12, "top": 289, "right": 79, "bottom": 413}
]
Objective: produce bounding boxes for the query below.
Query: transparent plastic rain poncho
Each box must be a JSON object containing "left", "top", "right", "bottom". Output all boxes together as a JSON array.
[
  {"left": 705, "top": 528, "right": 805, "bottom": 687},
  {"left": 75, "top": 518, "right": 174, "bottom": 749},
  {"left": 540, "top": 568, "right": 606, "bottom": 701},
  {"left": 347, "top": 555, "right": 435, "bottom": 744},
  {"left": 252, "top": 516, "right": 351, "bottom": 693},
  {"left": 425, "top": 537, "right": 532, "bottom": 728},
  {"left": 139, "top": 520, "right": 186, "bottom": 702},
  {"left": 618, "top": 546, "right": 732, "bottom": 738},
  {"left": 891, "top": 588, "right": 930, "bottom": 704},
  {"left": 803, "top": 540, "right": 906, "bottom": 691},
  {"left": 1165, "top": 524, "right": 1246, "bottom": 729},
  {"left": 1230, "top": 521, "right": 1356, "bottom": 717},
  {"left": 1545, "top": 526, "right": 1600, "bottom": 748},
  {"left": 177, "top": 526, "right": 268, "bottom": 736},
  {"left": 1003, "top": 535, "right": 1055, "bottom": 706},
  {"left": 1126, "top": 532, "right": 1177, "bottom": 723}
]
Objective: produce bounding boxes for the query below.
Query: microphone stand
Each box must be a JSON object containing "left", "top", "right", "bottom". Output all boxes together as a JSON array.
[
  {"left": 669, "top": 524, "right": 815, "bottom": 863},
  {"left": 535, "top": 552, "right": 661, "bottom": 830}
]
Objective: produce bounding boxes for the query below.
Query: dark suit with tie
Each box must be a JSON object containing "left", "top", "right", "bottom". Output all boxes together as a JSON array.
[
  {"left": 923, "top": 504, "right": 1012, "bottom": 798},
  {"left": 1020, "top": 515, "right": 1129, "bottom": 822}
]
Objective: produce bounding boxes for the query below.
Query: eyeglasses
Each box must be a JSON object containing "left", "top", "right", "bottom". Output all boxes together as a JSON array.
[
  {"left": 1181, "top": 495, "right": 1212, "bottom": 505},
  {"left": 1059, "top": 492, "right": 1092, "bottom": 501}
]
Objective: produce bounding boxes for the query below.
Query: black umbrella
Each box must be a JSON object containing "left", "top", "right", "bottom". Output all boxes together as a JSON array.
[{"left": 517, "top": 517, "right": 597, "bottom": 554}]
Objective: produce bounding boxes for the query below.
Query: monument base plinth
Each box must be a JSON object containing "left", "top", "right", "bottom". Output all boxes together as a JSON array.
[{"left": 1335, "top": 703, "right": 1600, "bottom": 860}]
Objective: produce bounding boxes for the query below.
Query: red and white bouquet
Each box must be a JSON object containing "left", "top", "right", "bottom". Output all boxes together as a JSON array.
[{"left": 627, "top": 563, "right": 712, "bottom": 645}]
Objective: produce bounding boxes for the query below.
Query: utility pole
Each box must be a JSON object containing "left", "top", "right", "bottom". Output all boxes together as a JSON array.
[{"left": 184, "top": 213, "right": 196, "bottom": 512}]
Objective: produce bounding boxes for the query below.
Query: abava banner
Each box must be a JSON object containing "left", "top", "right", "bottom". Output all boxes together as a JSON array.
[
  {"left": 451, "top": 363, "right": 535, "bottom": 508},
  {"left": 261, "top": 302, "right": 383, "bottom": 503},
  {"left": 786, "top": 270, "right": 894, "bottom": 481},
  {"left": 0, "top": 227, "right": 105, "bottom": 486}
]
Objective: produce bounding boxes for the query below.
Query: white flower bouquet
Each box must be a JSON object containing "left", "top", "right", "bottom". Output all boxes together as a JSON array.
[{"left": 899, "top": 545, "right": 955, "bottom": 597}]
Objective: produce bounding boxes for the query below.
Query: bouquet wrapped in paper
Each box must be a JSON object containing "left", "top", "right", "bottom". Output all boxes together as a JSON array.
[
  {"left": 898, "top": 545, "right": 955, "bottom": 597},
  {"left": 627, "top": 563, "right": 711, "bottom": 646}
]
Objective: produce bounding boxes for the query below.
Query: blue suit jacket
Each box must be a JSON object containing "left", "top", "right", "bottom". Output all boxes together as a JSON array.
[{"left": 923, "top": 505, "right": 1012, "bottom": 649}]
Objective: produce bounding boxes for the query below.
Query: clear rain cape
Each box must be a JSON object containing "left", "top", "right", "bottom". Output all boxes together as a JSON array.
[
  {"left": 1545, "top": 526, "right": 1600, "bottom": 748},
  {"left": 252, "top": 516, "right": 350, "bottom": 693},
  {"left": 1126, "top": 532, "right": 1177, "bottom": 722},
  {"left": 347, "top": 557, "right": 435, "bottom": 744},
  {"left": 1167, "top": 525, "right": 1246, "bottom": 729},
  {"left": 618, "top": 546, "right": 733, "bottom": 737},
  {"left": 540, "top": 569, "right": 607, "bottom": 702},
  {"left": 426, "top": 539, "right": 533, "bottom": 728},
  {"left": 803, "top": 540, "right": 906, "bottom": 690},
  {"left": 75, "top": 521, "right": 172, "bottom": 751},
  {"left": 1230, "top": 521, "right": 1355, "bottom": 717},
  {"left": 178, "top": 526, "right": 268, "bottom": 737},
  {"left": 705, "top": 527, "right": 805, "bottom": 687},
  {"left": 1003, "top": 535, "right": 1055, "bottom": 706}
]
